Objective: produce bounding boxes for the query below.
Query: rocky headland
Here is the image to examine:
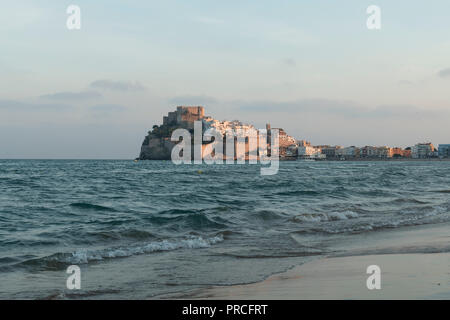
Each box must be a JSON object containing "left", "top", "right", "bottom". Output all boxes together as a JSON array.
[{"left": 138, "top": 106, "right": 297, "bottom": 160}]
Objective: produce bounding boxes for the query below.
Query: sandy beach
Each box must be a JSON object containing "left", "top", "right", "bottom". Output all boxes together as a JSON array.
[
  {"left": 163, "top": 223, "right": 450, "bottom": 300},
  {"left": 182, "top": 252, "right": 449, "bottom": 299}
]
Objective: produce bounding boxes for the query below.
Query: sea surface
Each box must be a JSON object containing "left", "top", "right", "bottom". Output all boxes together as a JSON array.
[{"left": 0, "top": 160, "right": 449, "bottom": 299}]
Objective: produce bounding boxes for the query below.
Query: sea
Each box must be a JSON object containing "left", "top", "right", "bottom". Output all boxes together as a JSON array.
[{"left": 0, "top": 160, "right": 449, "bottom": 299}]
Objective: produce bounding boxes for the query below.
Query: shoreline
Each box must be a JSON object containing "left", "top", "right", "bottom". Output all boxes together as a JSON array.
[
  {"left": 179, "top": 253, "right": 450, "bottom": 300},
  {"left": 285, "top": 157, "right": 450, "bottom": 162},
  {"left": 159, "top": 223, "right": 450, "bottom": 300}
]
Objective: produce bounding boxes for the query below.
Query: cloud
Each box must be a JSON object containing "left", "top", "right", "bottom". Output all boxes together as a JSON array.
[
  {"left": 0, "top": 99, "right": 73, "bottom": 111},
  {"left": 89, "top": 80, "right": 146, "bottom": 92},
  {"left": 369, "top": 104, "right": 425, "bottom": 117},
  {"left": 90, "top": 104, "right": 126, "bottom": 112},
  {"left": 438, "top": 68, "right": 450, "bottom": 78},
  {"left": 40, "top": 91, "right": 102, "bottom": 100},
  {"left": 235, "top": 99, "right": 443, "bottom": 119},
  {"left": 237, "top": 99, "right": 360, "bottom": 115},
  {"left": 168, "top": 95, "right": 218, "bottom": 106}
]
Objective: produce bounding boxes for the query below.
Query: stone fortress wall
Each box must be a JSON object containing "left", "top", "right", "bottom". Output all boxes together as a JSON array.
[{"left": 163, "top": 106, "right": 205, "bottom": 130}]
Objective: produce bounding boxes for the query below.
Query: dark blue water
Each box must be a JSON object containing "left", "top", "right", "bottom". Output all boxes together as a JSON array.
[{"left": 0, "top": 160, "right": 449, "bottom": 299}]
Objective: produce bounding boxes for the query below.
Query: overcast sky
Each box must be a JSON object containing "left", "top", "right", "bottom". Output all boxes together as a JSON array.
[{"left": 1, "top": 0, "right": 450, "bottom": 158}]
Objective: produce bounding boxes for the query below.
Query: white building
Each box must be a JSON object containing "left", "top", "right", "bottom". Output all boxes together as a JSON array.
[
  {"left": 412, "top": 143, "right": 435, "bottom": 159},
  {"left": 438, "top": 144, "right": 450, "bottom": 158},
  {"left": 336, "top": 146, "right": 359, "bottom": 158},
  {"left": 203, "top": 118, "right": 255, "bottom": 136},
  {"left": 298, "top": 146, "right": 322, "bottom": 159}
]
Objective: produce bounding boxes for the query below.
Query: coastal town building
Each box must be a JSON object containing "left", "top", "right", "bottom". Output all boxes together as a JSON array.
[
  {"left": 320, "top": 146, "right": 341, "bottom": 159},
  {"left": 335, "top": 146, "right": 360, "bottom": 159},
  {"left": 377, "top": 146, "right": 393, "bottom": 158},
  {"left": 360, "top": 146, "right": 377, "bottom": 158},
  {"left": 298, "top": 140, "right": 311, "bottom": 147},
  {"left": 438, "top": 144, "right": 450, "bottom": 158},
  {"left": 391, "top": 147, "right": 411, "bottom": 158},
  {"left": 274, "top": 128, "right": 297, "bottom": 146},
  {"left": 359, "top": 146, "right": 401, "bottom": 158},
  {"left": 403, "top": 148, "right": 412, "bottom": 158},
  {"left": 286, "top": 145, "right": 299, "bottom": 157},
  {"left": 203, "top": 117, "right": 255, "bottom": 136},
  {"left": 411, "top": 143, "right": 436, "bottom": 159},
  {"left": 297, "top": 146, "right": 323, "bottom": 159}
]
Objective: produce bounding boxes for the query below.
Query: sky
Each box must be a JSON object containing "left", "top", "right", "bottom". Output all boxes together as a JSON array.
[{"left": 1, "top": 0, "right": 450, "bottom": 158}]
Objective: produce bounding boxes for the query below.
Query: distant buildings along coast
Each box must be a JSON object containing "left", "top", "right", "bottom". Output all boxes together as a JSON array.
[
  {"left": 138, "top": 106, "right": 450, "bottom": 161},
  {"left": 296, "top": 142, "right": 449, "bottom": 160}
]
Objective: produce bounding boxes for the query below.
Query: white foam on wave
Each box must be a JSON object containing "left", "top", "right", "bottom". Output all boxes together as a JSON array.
[
  {"left": 66, "top": 235, "right": 224, "bottom": 264},
  {"left": 293, "top": 210, "right": 359, "bottom": 223},
  {"left": 321, "top": 205, "right": 450, "bottom": 234}
]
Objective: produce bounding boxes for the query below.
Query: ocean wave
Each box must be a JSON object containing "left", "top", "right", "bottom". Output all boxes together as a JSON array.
[
  {"left": 0, "top": 239, "right": 60, "bottom": 247},
  {"left": 70, "top": 202, "right": 117, "bottom": 212},
  {"left": 143, "top": 212, "right": 228, "bottom": 229},
  {"left": 389, "top": 198, "right": 429, "bottom": 205},
  {"left": 16, "top": 235, "right": 224, "bottom": 271},
  {"left": 275, "top": 190, "right": 320, "bottom": 196},
  {"left": 156, "top": 208, "right": 198, "bottom": 215},
  {"left": 86, "top": 229, "right": 156, "bottom": 241},
  {"left": 433, "top": 190, "right": 450, "bottom": 194},
  {"left": 292, "top": 211, "right": 359, "bottom": 223},
  {"left": 311, "top": 206, "right": 449, "bottom": 234},
  {"left": 249, "top": 210, "right": 287, "bottom": 221},
  {"left": 41, "top": 288, "right": 122, "bottom": 300},
  {"left": 217, "top": 249, "right": 323, "bottom": 259}
]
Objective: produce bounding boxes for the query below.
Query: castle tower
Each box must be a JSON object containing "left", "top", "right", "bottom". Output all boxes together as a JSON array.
[{"left": 176, "top": 106, "right": 205, "bottom": 129}]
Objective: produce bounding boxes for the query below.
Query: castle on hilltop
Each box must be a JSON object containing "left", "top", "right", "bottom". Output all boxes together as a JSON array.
[
  {"left": 163, "top": 106, "right": 205, "bottom": 129},
  {"left": 138, "top": 106, "right": 298, "bottom": 160}
]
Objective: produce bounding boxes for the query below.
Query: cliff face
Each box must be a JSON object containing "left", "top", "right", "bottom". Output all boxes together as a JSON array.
[
  {"left": 139, "top": 106, "right": 203, "bottom": 160},
  {"left": 139, "top": 136, "right": 176, "bottom": 160}
]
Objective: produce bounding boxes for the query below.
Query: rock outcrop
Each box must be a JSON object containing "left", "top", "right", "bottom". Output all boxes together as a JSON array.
[{"left": 139, "top": 106, "right": 205, "bottom": 160}]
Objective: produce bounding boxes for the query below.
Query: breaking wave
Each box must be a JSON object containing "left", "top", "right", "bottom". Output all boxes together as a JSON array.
[{"left": 14, "top": 235, "right": 224, "bottom": 271}]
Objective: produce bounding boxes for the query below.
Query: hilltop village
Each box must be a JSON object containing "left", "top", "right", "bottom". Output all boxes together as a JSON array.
[
  {"left": 139, "top": 106, "right": 295, "bottom": 160},
  {"left": 138, "top": 106, "right": 450, "bottom": 161}
]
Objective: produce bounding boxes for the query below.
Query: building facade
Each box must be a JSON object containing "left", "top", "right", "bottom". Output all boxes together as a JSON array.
[
  {"left": 336, "top": 146, "right": 360, "bottom": 159},
  {"left": 298, "top": 146, "right": 322, "bottom": 159},
  {"left": 412, "top": 143, "right": 436, "bottom": 159},
  {"left": 438, "top": 144, "right": 450, "bottom": 158},
  {"left": 321, "top": 146, "right": 341, "bottom": 159}
]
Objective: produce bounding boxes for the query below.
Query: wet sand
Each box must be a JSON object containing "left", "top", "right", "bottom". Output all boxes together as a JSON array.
[
  {"left": 184, "top": 252, "right": 449, "bottom": 299},
  {"left": 164, "top": 223, "right": 450, "bottom": 300}
]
